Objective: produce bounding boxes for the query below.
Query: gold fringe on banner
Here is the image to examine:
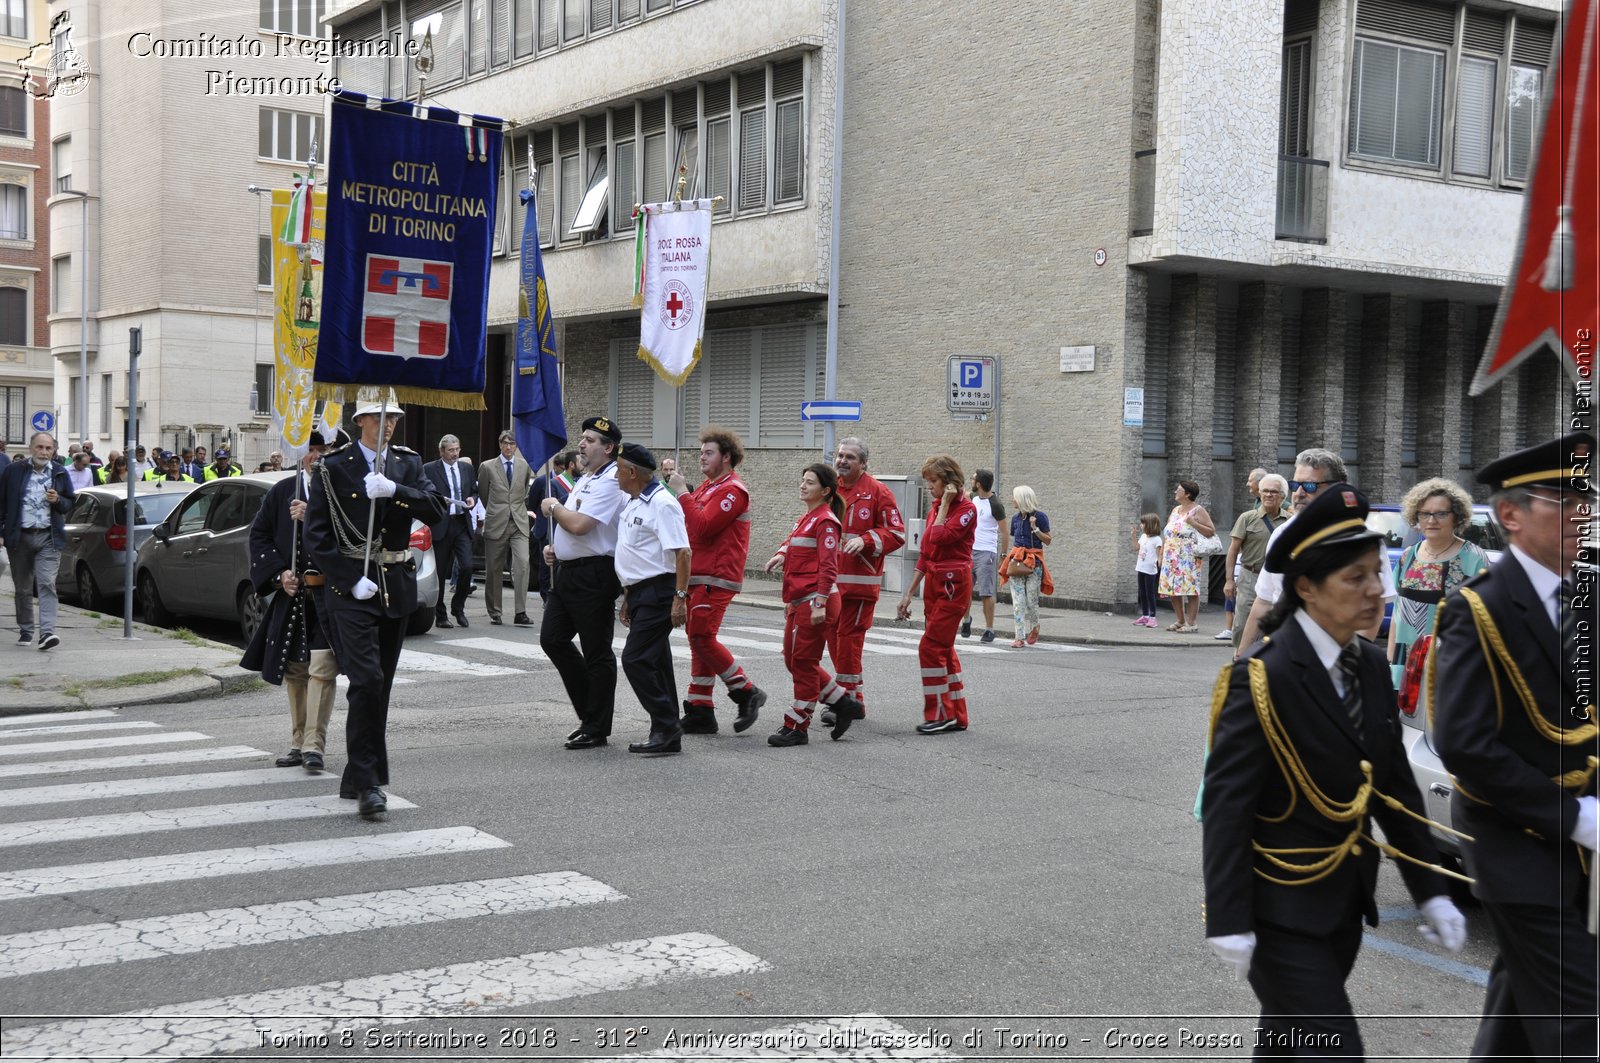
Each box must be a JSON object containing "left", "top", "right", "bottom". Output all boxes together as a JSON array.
[
  {"left": 636, "top": 341, "right": 701, "bottom": 387},
  {"left": 312, "top": 382, "right": 487, "bottom": 412}
]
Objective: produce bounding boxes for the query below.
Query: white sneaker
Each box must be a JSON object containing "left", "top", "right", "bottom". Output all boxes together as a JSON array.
[{"left": 1213, "top": 629, "right": 1233, "bottom": 640}]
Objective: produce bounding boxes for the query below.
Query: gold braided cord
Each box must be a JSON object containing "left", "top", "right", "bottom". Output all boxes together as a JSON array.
[
  {"left": 1205, "top": 663, "right": 1232, "bottom": 749},
  {"left": 1248, "top": 659, "right": 1364, "bottom": 824},
  {"left": 1460, "top": 588, "right": 1598, "bottom": 746}
]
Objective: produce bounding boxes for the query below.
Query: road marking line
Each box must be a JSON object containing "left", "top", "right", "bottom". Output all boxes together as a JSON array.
[
  {"left": 4, "top": 933, "right": 768, "bottom": 1060},
  {"left": 1362, "top": 931, "right": 1489, "bottom": 987},
  {"left": 0, "top": 826, "right": 509, "bottom": 902},
  {"left": 0, "top": 872, "right": 626, "bottom": 979},
  {"left": 0, "top": 721, "right": 160, "bottom": 739},
  {"left": 669, "top": 629, "right": 785, "bottom": 654},
  {"left": 449, "top": 636, "right": 548, "bottom": 660},
  {"left": 0, "top": 793, "right": 420, "bottom": 848},
  {"left": 395, "top": 648, "right": 523, "bottom": 676},
  {"left": 0, "top": 767, "right": 332, "bottom": 809},
  {"left": 0, "top": 746, "right": 267, "bottom": 781},
  {"left": 725, "top": 624, "right": 919, "bottom": 657},
  {"left": 576, "top": 1014, "right": 961, "bottom": 1060},
  {"left": 0, "top": 732, "right": 214, "bottom": 759},
  {"left": 862, "top": 629, "right": 1008, "bottom": 655},
  {"left": 612, "top": 636, "right": 691, "bottom": 660},
  {"left": 0, "top": 710, "right": 120, "bottom": 727}
]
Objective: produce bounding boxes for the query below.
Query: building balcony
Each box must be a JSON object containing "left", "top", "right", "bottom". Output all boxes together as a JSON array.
[{"left": 1276, "top": 155, "right": 1328, "bottom": 243}]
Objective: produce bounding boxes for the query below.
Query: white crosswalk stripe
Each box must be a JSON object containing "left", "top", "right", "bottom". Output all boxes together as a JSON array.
[
  {"left": 0, "top": 746, "right": 267, "bottom": 780},
  {"left": 450, "top": 635, "right": 547, "bottom": 661},
  {"left": 0, "top": 709, "right": 121, "bottom": 727},
  {"left": 0, "top": 766, "right": 330, "bottom": 809},
  {"left": 395, "top": 647, "right": 523, "bottom": 676},
  {"left": 0, "top": 731, "right": 214, "bottom": 759},
  {"left": 0, "top": 792, "right": 420, "bottom": 849},
  {"left": 723, "top": 624, "right": 918, "bottom": 656},
  {"left": 0, "top": 826, "right": 508, "bottom": 901},
  {"left": 4, "top": 933, "right": 770, "bottom": 1060},
  {"left": 613, "top": 635, "right": 692, "bottom": 659},
  {"left": 0, "top": 872, "right": 626, "bottom": 979},
  {"left": 0, "top": 720, "right": 160, "bottom": 739}
]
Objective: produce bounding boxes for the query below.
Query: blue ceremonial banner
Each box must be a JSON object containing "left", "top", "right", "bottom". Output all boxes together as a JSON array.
[
  {"left": 315, "top": 92, "right": 503, "bottom": 410},
  {"left": 512, "top": 188, "right": 566, "bottom": 470}
]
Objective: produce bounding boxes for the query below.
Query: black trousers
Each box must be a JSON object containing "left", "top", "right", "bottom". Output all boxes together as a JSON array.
[
  {"left": 540, "top": 557, "right": 622, "bottom": 736},
  {"left": 532, "top": 534, "right": 553, "bottom": 600},
  {"left": 1248, "top": 911, "right": 1366, "bottom": 1059},
  {"left": 323, "top": 599, "right": 406, "bottom": 794},
  {"left": 433, "top": 515, "right": 473, "bottom": 615},
  {"left": 620, "top": 576, "right": 680, "bottom": 736},
  {"left": 1471, "top": 897, "right": 1599, "bottom": 1061}
]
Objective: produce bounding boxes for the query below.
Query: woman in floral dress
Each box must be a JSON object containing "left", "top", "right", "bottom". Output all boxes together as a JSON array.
[
  {"left": 1157, "top": 479, "right": 1215, "bottom": 632},
  {"left": 1387, "top": 477, "right": 1489, "bottom": 673}
]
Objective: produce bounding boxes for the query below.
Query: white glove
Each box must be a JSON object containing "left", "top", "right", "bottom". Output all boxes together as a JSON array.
[
  {"left": 1418, "top": 895, "right": 1467, "bottom": 953},
  {"left": 364, "top": 472, "right": 397, "bottom": 499},
  {"left": 351, "top": 577, "right": 378, "bottom": 601},
  {"left": 1573, "top": 795, "right": 1599, "bottom": 851},
  {"left": 1206, "top": 932, "right": 1255, "bottom": 980}
]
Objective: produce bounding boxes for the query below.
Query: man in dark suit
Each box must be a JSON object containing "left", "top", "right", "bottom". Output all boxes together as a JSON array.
[
  {"left": 304, "top": 396, "right": 446, "bottom": 818},
  {"left": 1433, "top": 431, "right": 1597, "bottom": 1061},
  {"left": 0, "top": 432, "right": 75, "bottom": 650},
  {"left": 1203, "top": 482, "right": 1465, "bottom": 1057},
  {"left": 242, "top": 432, "right": 338, "bottom": 772},
  {"left": 421, "top": 433, "right": 478, "bottom": 628},
  {"left": 477, "top": 430, "right": 534, "bottom": 625}
]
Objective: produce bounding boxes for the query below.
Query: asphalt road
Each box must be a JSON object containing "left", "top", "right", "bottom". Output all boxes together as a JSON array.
[{"left": 0, "top": 602, "right": 1495, "bottom": 1060}]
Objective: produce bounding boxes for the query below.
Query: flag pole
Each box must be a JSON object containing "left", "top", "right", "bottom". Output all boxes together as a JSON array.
[
  {"left": 672, "top": 169, "right": 687, "bottom": 477},
  {"left": 530, "top": 143, "right": 558, "bottom": 556}
]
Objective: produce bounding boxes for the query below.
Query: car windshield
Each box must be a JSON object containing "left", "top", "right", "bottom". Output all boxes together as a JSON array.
[
  {"left": 116, "top": 494, "right": 188, "bottom": 528},
  {"left": 1365, "top": 511, "right": 1409, "bottom": 550}
]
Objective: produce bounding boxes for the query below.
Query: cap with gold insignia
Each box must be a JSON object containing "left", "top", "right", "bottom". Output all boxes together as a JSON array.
[
  {"left": 352, "top": 387, "right": 404, "bottom": 420},
  {"left": 618, "top": 441, "right": 657, "bottom": 471},
  {"left": 582, "top": 415, "right": 622, "bottom": 444},
  {"left": 1477, "top": 430, "right": 1596, "bottom": 497},
  {"left": 1265, "top": 481, "right": 1382, "bottom": 573}
]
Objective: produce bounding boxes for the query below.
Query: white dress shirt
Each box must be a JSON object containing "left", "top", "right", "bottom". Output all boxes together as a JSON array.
[
  {"left": 554, "top": 461, "right": 624, "bottom": 559},
  {"left": 1293, "top": 610, "right": 1361, "bottom": 701},
  {"left": 615, "top": 481, "right": 689, "bottom": 586}
]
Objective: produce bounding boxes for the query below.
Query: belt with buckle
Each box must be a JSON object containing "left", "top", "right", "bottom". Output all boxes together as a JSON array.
[
  {"left": 301, "top": 572, "right": 327, "bottom": 587},
  {"left": 340, "top": 548, "right": 409, "bottom": 564}
]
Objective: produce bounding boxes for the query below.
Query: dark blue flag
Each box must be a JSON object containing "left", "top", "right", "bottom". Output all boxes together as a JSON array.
[
  {"left": 512, "top": 187, "right": 566, "bottom": 469},
  {"left": 315, "top": 92, "right": 502, "bottom": 410}
]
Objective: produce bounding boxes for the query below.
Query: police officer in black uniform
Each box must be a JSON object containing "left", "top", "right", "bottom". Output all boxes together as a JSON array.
[
  {"left": 1432, "top": 430, "right": 1598, "bottom": 1061},
  {"left": 1202, "top": 482, "right": 1466, "bottom": 1058},
  {"left": 303, "top": 397, "right": 446, "bottom": 818}
]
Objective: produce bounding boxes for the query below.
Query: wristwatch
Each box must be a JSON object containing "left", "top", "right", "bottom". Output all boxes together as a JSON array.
[
  {"left": 674, "top": 589, "right": 689, "bottom": 600},
  {"left": 810, "top": 595, "right": 827, "bottom": 607}
]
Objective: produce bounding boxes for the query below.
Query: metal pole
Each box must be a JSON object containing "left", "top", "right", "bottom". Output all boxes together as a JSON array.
[
  {"left": 123, "top": 327, "right": 140, "bottom": 638},
  {"left": 822, "top": 0, "right": 846, "bottom": 460},
  {"left": 77, "top": 192, "right": 88, "bottom": 448}
]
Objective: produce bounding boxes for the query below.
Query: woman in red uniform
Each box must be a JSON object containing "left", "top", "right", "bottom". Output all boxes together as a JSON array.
[
  {"left": 763, "top": 463, "right": 865, "bottom": 746},
  {"left": 897, "top": 454, "right": 977, "bottom": 734}
]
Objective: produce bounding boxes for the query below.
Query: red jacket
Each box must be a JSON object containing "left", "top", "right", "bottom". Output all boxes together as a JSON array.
[
  {"left": 835, "top": 473, "right": 906, "bottom": 600},
  {"left": 678, "top": 472, "right": 751, "bottom": 592},
  {"left": 777, "top": 504, "right": 842, "bottom": 606},
  {"left": 918, "top": 495, "right": 977, "bottom": 572}
]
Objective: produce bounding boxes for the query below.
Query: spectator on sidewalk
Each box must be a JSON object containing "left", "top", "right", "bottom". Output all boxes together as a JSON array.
[
  {"left": 960, "top": 468, "right": 1006, "bottom": 644},
  {"left": 1225, "top": 473, "right": 1287, "bottom": 652},
  {"left": 1133, "top": 512, "right": 1162, "bottom": 627},
  {"left": 186, "top": 446, "right": 207, "bottom": 481},
  {"left": 130, "top": 444, "right": 154, "bottom": 480},
  {"left": 0, "top": 432, "right": 76, "bottom": 650},
  {"left": 1158, "top": 479, "right": 1215, "bottom": 634},
  {"left": 97, "top": 454, "right": 129, "bottom": 485},
  {"left": 204, "top": 449, "right": 242, "bottom": 480},
  {"left": 1003, "top": 485, "right": 1053, "bottom": 646}
]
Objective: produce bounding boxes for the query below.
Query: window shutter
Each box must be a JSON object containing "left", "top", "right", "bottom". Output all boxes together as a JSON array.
[
  {"left": 1392, "top": 48, "right": 1442, "bottom": 165},
  {"left": 1212, "top": 307, "right": 1236, "bottom": 459},
  {"left": 0, "top": 287, "right": 24, "bottom": 346},
  {"left": 490, "top": 0, "right": 510, "bottom": 65},
  {"left": 538, "top": 0, "right": 557, "bottom": 49},
  {"left": 706, "top": 117, "right": 731, "bottom": 213},
  {"left": 560, "top": 153, "right": 581, "bottom": 236},
  {"left": 703, "top": 79, "right": 730, "bottom": 117},
  {"left": 738, "top": 108, "right": 766, "bottom": 211},
  {"left": 1452, "top": 56, "right": 1495, "bottom": 177},
  {"left": 1278, "top": 313, "right": 1301, "bottom": 463},
  {"left": 671, "top": 88, "right": 698, "bottom": 125},
  {"left": 757, "top": 325, "right": 808, "bottom": 446},
  {"left": 1355, "top": 0, "right": 1454, "bottom": 45},
  {"left": 514, "top": 0, "right": 533, "bottom": 56},
  {"left": 469, "top": 0, "right": 487, "bottom": 73},
  {"left": 1512, "top": 19, "right": 1555, "bottom": 65},
  {"left": 736, "top": 70, "right": 766, "bottom": 109},
  {"left": 1462, "top": 8, "right": 1505, "bottom": 54},
  {"left": 680, "top": 364, "right": 706, "bottom": 441},
  {"left": 562, "top": 0, "right": 582, "bottom": 41},
  {"left": 612, "top": 105, "right": 634, "bottom": 138},
  {"left": 1280, "top": 39, "right": 1311, "bottom": 157},
  {"left": 1402, "top": 317, "right": 1420, "bottom": 466},
  {"left": 642, "top": 97, "right": 666, "bottom": 133},
  {"left": 1142, "top": 302, "right": 1169, "bottom": 457},
  {"left": 642, "top": 131, "right": 667, "bottom": 204},
  {"left": 772, "top": 58, "right": 803, "bottom": 100},
  {"left": 618, "top": 0, "right": 640, "bottom": 20},
  {"left": 1351, "top": 41, "right": 1398, "bottom": 158},
  {"left": 612, "top": 138, "right": 635, "bottom": 234},
  {"left": 707, "top": 330, "right": 754, "bottom": 435},
  {"left": 591, "top": 0, "right": 611, "bottom": 32},
  {"left": 612, "top": 342, "right": 655, "bottom": 440},
  {"left": 1341, "top": 323, "right": 1361, "bottom": 463},
  {"left": 1458, "top": 340, "right": 1474, "bottom": 469},
  {"left": 536, "top": 164, "right": 554, "bottom": 247},
  {"left": 1283, "top": 0, "right": 1317, "bottom": 37},
  {"left": 1504, "top": 64, "right": 1541, "bottom": 181},
  {"left": 774, "top": 99, "right": 802, "bottom": 203}
]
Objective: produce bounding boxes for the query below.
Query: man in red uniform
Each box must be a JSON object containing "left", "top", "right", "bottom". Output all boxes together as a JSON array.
[
  {"left": 822, "top": 436, "right": 906, "bottom": 724},
  {"left": 668, "top": 426, "right": 768, "bottom": 734},
  {"left": 897, "top": 455, "right": 976, "bottom": 733}
]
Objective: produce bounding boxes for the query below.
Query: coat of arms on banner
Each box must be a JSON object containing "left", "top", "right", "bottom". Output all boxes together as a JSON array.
[{"left": 363, "top": 255, "right": 453, "bottom": 359}]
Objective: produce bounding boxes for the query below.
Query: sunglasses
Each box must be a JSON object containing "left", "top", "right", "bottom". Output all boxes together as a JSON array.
[{"left": 1287, "top": 480, "right": 1329, "bottom": 494}]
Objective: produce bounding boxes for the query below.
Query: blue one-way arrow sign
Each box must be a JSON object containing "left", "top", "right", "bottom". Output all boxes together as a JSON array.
[{"left": 800, "top": 401, "right": 862, "bottom": 422}]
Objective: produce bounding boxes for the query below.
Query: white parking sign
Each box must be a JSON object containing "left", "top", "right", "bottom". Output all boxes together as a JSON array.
[{"left": 947, "top": 355, "right": 995, "bottom": 414}]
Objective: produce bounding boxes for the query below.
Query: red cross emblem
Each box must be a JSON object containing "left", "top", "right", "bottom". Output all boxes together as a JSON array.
[{"left": 659, "top": 280, "right": 695, "bottom": 331}]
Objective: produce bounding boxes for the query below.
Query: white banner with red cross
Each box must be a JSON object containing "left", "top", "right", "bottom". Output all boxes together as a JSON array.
[{"left": 634, "top": 200, "right": 712, "bottom": 386}]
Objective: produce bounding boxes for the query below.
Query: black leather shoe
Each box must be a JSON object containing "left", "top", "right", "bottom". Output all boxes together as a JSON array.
[
  {"left": 453, "top": 612, "right": 470, "bottom": 628},
  {"left": 680, "top": 702, "right": 718, "bottom": 734},
  {"left": 829, "top": 695, "right": 866, "bottom": 740},
  {"left": 916, "top": 718, "right": 965, "bottom": 735},
  {"left": 489, "top": 616, "right": 503, "bottom": 625},
  {"left": 513, "top": 612, "right": 533, "bottom": 626},
  {"left": 628, "top": 728, "right": 684, "bottom": 756},
  {"left": 302, "top": 751, "right": 325, "bottom": 772},
  {"left": 357, "top": 788, "right": 387, "bottom": 817},
  {"left": 565, "top": 732, "right": 608, "bottom": 750},
  {"left": 567, "top": 727, "right": 586, "bottom": 742},
  {"left": 731, "top": 686, "right": 766, "bottom": 733},
  {"left": 274, "top": 749, "right": 303, "bottom": 767},
  {"left": 767, "top": 726, "right": 808, "bottom": 747},
  {"left": 436, "top": 614, "right": 453, "bottom": 629},
  {"left": 960, "top": 616, "right": 972, "bottom": 638}
]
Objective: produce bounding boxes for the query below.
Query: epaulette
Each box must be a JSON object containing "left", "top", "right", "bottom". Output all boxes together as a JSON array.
[
  {"left": 1236, "top": 634, "right": 1272, "bottom": 661},
  {"left": 391, "top": 444, "right": 418, "bottom": 456},
  {"left": 323, "top": 440, "right": 355, "bottom": 458}
]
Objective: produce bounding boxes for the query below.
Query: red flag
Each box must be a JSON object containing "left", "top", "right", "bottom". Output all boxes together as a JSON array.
[{"left": 1472, "top": 0, "right": 1598, "bottom": 394}]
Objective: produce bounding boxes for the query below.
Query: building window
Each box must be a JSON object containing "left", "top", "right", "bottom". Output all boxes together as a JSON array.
[
  {"left": 1504, "top": 64, "right": 1542, "bottom": 181},
  {"left": 100, "top": 373, "right": 111, "bottom": 434},
  {"left": 254, "top": 364, "right": 274, "bottom": 414},
  {"left": 257, "top": 107, "right": 323, "bottom": 164},
  {"left": 260, "top": 0, "right": 327, "bottom": 38},
  {"left": 0, "top": 0, "right": 23, "bottom": 40},
  {"left": 408, "top": 3, "right": 466, "bottom": 91},
  {"left": 1349, "top": 38, "right": 1443, "bottom": 168},
  {"left": 258, "top": 236, "right": 273, "bottom": 287},
  {"left": 0, "top": 183, "right": 25, "bottom": 239},
  {"left": 0, "top": 386, "right": 24, "bottom": 441},
  {"left": 52, "top": 256, "right": 69, "bottom": 313},
  {"left": 0, "top": 85, "right": 25, "bottom": 138},
  {"left": 0, "top": 286, "right": 24, "bottom": 345},
  {"left": 53, "top": 137, "right": 70, "bottom": 193}
]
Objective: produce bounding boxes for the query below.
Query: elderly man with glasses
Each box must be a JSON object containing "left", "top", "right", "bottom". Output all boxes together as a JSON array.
[
  {"left": 1235, "top": 448, "right": 1397, "bottom": 655},
  {"left": 1223, "top": 472, "right": 1288, "bottom": 653}
]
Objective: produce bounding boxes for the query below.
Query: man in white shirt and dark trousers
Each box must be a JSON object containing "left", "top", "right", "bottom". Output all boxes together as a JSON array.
[
  {"left": 614, "top": 443, "right": 691, "bottom": 756},
  {"left": 961, "top": 468, "right": 1006, "bottom": 643},
  {"left": 540, "top": 416, "right": 628, "bottom": 750}
]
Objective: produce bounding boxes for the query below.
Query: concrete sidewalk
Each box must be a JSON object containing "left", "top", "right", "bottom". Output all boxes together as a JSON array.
[{"left": 0, "top": 584, "right": 253, "bottom": 716}]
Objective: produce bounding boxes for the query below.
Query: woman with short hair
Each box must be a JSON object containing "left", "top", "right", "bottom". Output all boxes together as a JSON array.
[{"left": 1387, "top": 477, "right": 1489, "bottom": 675}]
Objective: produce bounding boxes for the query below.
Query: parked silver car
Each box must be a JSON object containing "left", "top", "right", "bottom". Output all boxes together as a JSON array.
[
  {"left": 135, "top": 471, "right": 439, "bottom": 641},
  {"left": 57, "top": 481, "right": 199, "bottom": 611}
]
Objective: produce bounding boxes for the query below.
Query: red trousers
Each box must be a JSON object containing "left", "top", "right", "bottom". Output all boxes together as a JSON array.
[
  {"left": 784, "top": 594, "right": 840, "bottom": 730},
  {"left": 826, "top": 595, "right": 877, "bottom": 710},
  {"left": 920, "top": 568, "right": 971, "bottom": 725},
  {"left": 685, "top": 586, "right": 752, "bottom": 707}
]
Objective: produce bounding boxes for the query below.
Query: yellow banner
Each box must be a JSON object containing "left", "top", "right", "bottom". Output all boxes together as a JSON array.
[{"left": 269, "top": 189, "right": 342, "bottom": 454}]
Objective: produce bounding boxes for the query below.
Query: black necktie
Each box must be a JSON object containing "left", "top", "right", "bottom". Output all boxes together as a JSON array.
[
  {"left": 447, "top": 464, "right": 459, "bottom": 502},
  {"left": 504, "top": 459, "right": 513, "bottom": 484},
  {"left": 1337, "top": 642, "right": 1364, "bottom": 730}
]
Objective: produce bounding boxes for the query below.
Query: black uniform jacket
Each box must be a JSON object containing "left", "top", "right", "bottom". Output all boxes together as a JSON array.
[
  {"left": 241, "top": 473, "right": 325, "bottom": 684},
  {"left": 303, "top": 443, "right": 446, "bottom": 620},
  {"left": 1431, "top": 555, "right": 1596, "bottom": 907},
  {"left": 421, "top": 458, "right": 477, "bottom": 537},
  {"left": 1202, "top": 615, "right": 1447, "bottom": 938}
]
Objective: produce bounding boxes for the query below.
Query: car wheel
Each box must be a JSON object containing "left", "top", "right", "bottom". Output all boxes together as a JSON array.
[
  {"left": 77, "top": 564, "right": 105, "bottom": 612},
  {"left": 138, "top": 572, "right": 174, "bottom": 628},
  {"left": 238, "top": 585, "right": 265, "bottom": 644},
  {"left": 405, "top": 605, "right": 436, "bottom": 637}
]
